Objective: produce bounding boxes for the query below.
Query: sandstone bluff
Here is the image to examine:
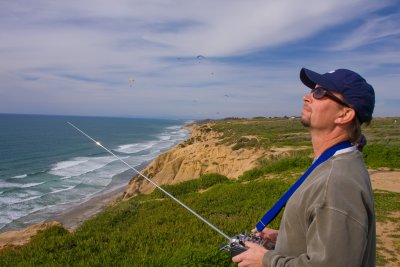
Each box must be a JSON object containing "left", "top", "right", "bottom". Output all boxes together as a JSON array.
[{"left": 122, "top": 123, "right": 268, "bottom": 198}]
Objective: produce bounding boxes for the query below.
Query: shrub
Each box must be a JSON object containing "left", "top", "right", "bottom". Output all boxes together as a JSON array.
[
  {"left": 239, "top": 156, "right": 312, "bottom": 181},
  {"left": 151, "top": 173, "right": 230, "bottom": 198},
  {"left": 363, "top": 144, "right": 400, "bottom": 169}
]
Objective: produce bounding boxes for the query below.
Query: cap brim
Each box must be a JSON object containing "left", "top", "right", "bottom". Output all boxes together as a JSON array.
[
  {"left": 300, "top": 68, "right": 317, "bottom": 89},
  {"left": 300, "top": 68, "right": 336, "bottom": 90}
]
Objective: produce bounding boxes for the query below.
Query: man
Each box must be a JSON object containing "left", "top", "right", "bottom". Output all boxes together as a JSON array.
[{"left": 233, "top": 68, "right": 376, "bottom": 266}]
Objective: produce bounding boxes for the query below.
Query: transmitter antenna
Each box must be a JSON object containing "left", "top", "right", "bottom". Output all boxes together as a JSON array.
[{"left": 68, "top": 122, "right": 231, "bottom": 241}]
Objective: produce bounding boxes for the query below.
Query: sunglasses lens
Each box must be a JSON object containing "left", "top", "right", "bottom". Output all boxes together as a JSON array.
[
  {"left": 312, "top": 88, "right": 326, "bottom": 99},
  {"left": 311, "top": 88, "right": 350, "bottom": 108}
]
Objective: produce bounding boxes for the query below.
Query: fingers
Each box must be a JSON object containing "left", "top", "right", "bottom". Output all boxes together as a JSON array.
[
  {"left": 232, "top": 242, "right": 267, "bottom": 267},
  {"left": 259, "top": 228, "right": 278, "bottom": 241},
  {"left": 232, "top": 243, "right": 253, "bottom": 263},
  {"left": 232, "top": 253, "right": 242, "bottom": 263},
  {"left": 232, "top": 248, "right": 249, "bottom": 263},
  {"left": 245, "top": 241, "right": 264, "bottom": 249}
]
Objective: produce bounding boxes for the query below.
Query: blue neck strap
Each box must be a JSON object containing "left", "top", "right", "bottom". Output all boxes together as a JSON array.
[{"left": 255, "top": 141, "right": 353, "bottom": 232}]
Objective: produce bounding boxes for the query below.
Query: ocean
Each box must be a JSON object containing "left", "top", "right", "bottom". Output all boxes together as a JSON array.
[{"left": 0, "top": 114, "right": 190, "bottom": 232}]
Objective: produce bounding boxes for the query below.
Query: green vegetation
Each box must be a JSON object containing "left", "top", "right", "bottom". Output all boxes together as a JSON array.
[
  {"left": 363, "top": 117, "right": 400, "bottom": 146},
  {"left": 374, "top": 190, "right": 400, "bottom": 266},
  {"left": 363, "top": 144, "right": 400, "bottom": 169},
  {"left": 151, "top": 173, "right": 231, "bottom": 198},
  {"left": 240, "top": 151, "right": 312, "bottom": 181},
  {"left": 211, "top": 117, "right": 310, "bottom": 149},
  {"left": 0, "top": 117, "right": 399, "bottom": 266},
  {"left": 362, "top": 117, "right": 400, "bottom": 170},
  {"left": 374, "top": 191, "right": 400, "bottom": 222},
  {"left": 0, "top": 174, "right": 290, "bottom": 266}
]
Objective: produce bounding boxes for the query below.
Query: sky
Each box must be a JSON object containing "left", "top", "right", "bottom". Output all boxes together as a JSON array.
[{"left": 0, "top": 0, "right": 399, "bottom": 119}]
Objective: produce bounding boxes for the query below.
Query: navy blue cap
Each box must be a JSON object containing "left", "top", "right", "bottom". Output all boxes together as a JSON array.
[{"left": 300, "top": 68, "right": 375, "bottom": 123}]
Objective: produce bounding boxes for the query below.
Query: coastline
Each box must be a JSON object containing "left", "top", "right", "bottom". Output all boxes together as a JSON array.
[
  {"left": 48, "top": 183, "right": 126, "bottom": 231},
  {"left": 0, "top": 124, "right": 194, "bottom": 248},
  {"left": 46, "top": 160, "right": 153, "bottom": 231},
  {"left": 0, "top": 176, "right": 131, "bottom": 249},
  {"left": 0, "top": 115, "right": 192, "bottom": 234},
  {"left": 43, "top": 127, "right": 194, "bottom": 231}
]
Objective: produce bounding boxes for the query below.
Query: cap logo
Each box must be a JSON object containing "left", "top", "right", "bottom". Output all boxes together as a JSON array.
[{"left": 328, "top": 70, "right": 336, "bottom": 73}]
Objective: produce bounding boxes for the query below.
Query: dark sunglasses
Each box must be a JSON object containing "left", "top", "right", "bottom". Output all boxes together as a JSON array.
[{"left": 311, "top": 87, "right": 351, "bottom": 108}]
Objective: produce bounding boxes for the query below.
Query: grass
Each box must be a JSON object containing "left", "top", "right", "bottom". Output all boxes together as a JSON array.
[
  {"left": 363, "top": 144, "right": 400, "bottom": 169},
  {"left": 210, "top": 116, "right": 400, "bottom": 153},
  {"left": 363, "top": 117, "right": 400, "bottom": 146},
  {"left": 0, "top": 116, "right": 399, "bottom": 266},
  {"left": 374, "top": 190, "right": 400, "bottom": 266},
  {"left": 0, "top": 175, "right": 290, "bottom": 266},
  {"left": 210, "top": 117, "right": 310, "bottom": 149}
]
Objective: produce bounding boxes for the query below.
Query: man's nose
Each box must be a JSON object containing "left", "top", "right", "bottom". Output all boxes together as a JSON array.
[{"left": 303, "top": 92, "right": 312, "bottom": 103}]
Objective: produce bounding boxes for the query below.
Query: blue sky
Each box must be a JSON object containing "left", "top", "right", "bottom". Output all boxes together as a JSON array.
[{"left": 0, "top": 0, "right": 399, "bottom": 119}]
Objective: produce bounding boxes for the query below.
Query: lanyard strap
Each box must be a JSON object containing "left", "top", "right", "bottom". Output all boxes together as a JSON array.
[{"left": 255, "top": 141, "right": 353, "bottom": 232}]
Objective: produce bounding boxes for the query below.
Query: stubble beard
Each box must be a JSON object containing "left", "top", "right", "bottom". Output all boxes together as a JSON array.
[
  {"left": 300, "top": 105, "right": 311, "bottom": 128},
  {"left": 300, "top": 116, "right": 310, "bottom": 127},
  {"left": 300, "top": 110, "right": 311, "bottom": 127}
]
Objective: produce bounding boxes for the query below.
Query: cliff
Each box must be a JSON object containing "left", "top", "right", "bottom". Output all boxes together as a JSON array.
[{"left": 122, "top": 123, "right": 268, "bottom": 198}]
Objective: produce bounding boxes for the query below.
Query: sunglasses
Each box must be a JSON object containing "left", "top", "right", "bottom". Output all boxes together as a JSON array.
[{"left": 311, "top": 87, "right": 351, "bottom": 108}]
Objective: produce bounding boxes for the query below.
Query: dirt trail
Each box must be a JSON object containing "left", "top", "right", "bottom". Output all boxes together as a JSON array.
[
  {"left": 370, "top": 170, "right": 400, "bottom": 266},
  {"left": 370, "top": 171, "right": 400, "bottom": 193}
]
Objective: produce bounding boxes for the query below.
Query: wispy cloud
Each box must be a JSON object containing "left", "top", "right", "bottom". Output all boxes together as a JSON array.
[
  {"left": 330, "top": 13, "right": 400, "bottom": 50},
  {"left": 0, "top": 0, "right": 398, "bottom": 118}
]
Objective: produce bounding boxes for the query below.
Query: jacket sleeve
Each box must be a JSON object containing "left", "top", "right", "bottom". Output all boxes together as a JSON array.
[{"left": 262, "top": 206, "right": 368, "bottom": 267}]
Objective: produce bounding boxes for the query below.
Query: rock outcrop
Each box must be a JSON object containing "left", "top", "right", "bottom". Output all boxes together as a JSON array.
[{"left": 122, "top": 123, "right": 267, "bottom": 199}]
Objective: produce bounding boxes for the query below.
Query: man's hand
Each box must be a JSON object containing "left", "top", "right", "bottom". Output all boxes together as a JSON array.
[
  {"left": 254, "top": 227, "right": 278, "bottom": 243},
  {"left": 232, "top": 241, "right": 268, "bottom": 267}
]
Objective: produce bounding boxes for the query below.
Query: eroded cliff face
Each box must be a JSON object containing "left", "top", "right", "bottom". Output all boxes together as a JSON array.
[{"left": 122, "top": 123, "right": 267, "bottom": 199}]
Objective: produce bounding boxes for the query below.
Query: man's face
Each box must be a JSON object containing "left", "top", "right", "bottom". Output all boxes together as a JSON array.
[{"left": 300, "top": 86, "right": 345, "bottom": 130}]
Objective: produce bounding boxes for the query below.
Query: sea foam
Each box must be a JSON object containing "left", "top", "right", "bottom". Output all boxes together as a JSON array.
[{"left": 0, "top": 117, "right": 190, "bottom": 232}]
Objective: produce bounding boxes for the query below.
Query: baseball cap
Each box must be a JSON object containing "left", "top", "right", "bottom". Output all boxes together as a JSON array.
[{"left": 300, "top": 68, "right": 375, "bottom": 123}]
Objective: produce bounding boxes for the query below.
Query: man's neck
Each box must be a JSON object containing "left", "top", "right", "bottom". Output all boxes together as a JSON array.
[{"left": 311, "top": 131, "right": 350, "bottom": 158}]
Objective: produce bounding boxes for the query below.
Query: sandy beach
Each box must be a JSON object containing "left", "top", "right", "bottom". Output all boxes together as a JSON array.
[
  {"left": 47, "top": 162, "right": 151, "bottom": 231},
  {"left": 49, "top": 184, "right": 126, "bottom": 231},
  {"left": 0, "top": 183, "right": 128, "bottom": 249}
]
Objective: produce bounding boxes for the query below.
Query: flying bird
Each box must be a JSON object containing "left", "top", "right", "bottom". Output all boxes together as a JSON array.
[{"left": 128, "top": 78, "right": 135, "bottom": 87}]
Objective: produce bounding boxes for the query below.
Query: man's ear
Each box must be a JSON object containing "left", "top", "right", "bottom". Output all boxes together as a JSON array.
[{"left": 335, "top": 108, "right": 356, "bottom": 124}]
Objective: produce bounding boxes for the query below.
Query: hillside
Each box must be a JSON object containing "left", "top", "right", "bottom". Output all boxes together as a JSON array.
[{"left": 123, "top": 122, "right": 272, "bottom": 198}]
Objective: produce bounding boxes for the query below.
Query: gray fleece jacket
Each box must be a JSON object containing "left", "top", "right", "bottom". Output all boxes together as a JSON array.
[{"left": 263, "top": 147, "right": 376, "bottom": 267}]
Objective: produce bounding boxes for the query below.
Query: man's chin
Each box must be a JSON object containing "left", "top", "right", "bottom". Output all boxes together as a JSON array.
[{"left": 300, "top": 117, "right": 310, "bottom": 127}]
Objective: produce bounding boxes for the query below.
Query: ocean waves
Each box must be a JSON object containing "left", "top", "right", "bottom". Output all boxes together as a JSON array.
[
  {"left": 0, "top": 117, "right": 190, "bottom": 232},
  {"left": 49, "top": 156, "right": 119, "bottom": 178}
]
